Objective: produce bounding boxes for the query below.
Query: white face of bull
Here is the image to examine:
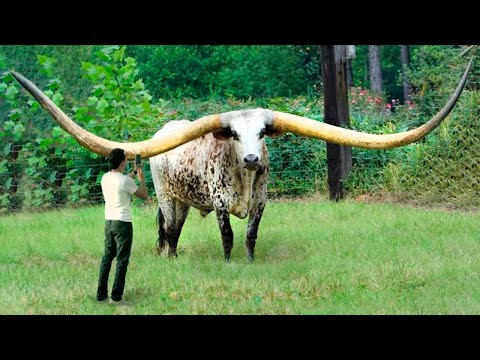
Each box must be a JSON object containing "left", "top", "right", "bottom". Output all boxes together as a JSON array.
[
  {"left": 230, "top": 117, "right": 266, "bottom": 170},
  {"left": 217, "top": 109, "right": 277, "bottom": 171}
]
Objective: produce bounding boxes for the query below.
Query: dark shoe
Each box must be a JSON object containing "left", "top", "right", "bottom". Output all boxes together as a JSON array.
[{"left": 109, "top": 298, "right": 133, "bottom": 306}]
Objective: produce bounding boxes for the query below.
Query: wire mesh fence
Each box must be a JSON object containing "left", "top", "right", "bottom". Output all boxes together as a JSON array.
[
  {"left": 2, "top": 94, "right": 480, "bottom": 215},
  {"left": 0, "top": 136, "right": 331, "bottom": 214}
]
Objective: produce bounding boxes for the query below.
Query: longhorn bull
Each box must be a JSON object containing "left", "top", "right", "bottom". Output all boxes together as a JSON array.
[{"left": 11, "top": 58, "right": 473, "bottom": 261}]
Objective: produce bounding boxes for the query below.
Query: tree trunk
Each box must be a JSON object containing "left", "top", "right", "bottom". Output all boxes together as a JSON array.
[
  {"left": 400, "top": 45, "right": 411, "bottom": 102},
  {"left": 368, "top": 45, "right": 383, "bottom": 95},
  {"left": 346, "top": 45, "right": 355, "bottom": 88},
  {"left": 320, "top": 45, "right": 352, "bottom": 201},
  {"left": 364, "top": 56, "right": 368, "bottom": 84},
  {"left": 346, "top": 58, "right": 354, "bottom": 88}
]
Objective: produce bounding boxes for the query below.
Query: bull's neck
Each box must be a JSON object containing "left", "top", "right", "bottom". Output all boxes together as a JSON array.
[
  {"left": 240, "top": 167, "right": 256, "bottom": 207},
  {"left": 230, "top": 145, "right": 256, "bottom": 208}
]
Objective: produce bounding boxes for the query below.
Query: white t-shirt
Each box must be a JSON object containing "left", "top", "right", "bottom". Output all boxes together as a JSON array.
[{"left": 101, "top": 171, "right": 139, "bottom": 222}]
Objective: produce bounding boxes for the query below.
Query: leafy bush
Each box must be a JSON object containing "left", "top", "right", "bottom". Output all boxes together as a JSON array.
[
  {"left": 407, "top": 45, "right": 474, "bottom": 116},
  {"left": 0, "top": 46, "right": 162, "bottom": 213}
]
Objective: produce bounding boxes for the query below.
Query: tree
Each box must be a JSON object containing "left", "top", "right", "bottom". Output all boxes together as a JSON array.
[
  {"left": 368, "top": 45, "right": 383, "bottom": 96},
  {"left": 346, "top": 58, "right": 354, "bottom": 88},
  {"left": 346, "top": 45, "right": 355, "bottom": 88},
  {"left": 400, "top": 45, "right": 411, "bottom": 102}
]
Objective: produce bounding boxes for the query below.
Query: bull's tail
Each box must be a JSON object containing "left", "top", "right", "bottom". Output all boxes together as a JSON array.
[{"left": 155, "top": 207, "right": 166, "bottom": 253}]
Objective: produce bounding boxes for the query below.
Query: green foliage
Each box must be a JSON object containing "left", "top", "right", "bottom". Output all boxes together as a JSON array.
[
  {"left": 217, "top": 46, "right": 313, "bottom": 98},
  {"left": 380, "top": 46, "right": 403, "bottom": 102},
  {"left": 127, "top": 45, "right": 318, "bottom": 100},
  {"left": 0, "top": 45, "right": 173, "bottom": 213},
  {"left": 0, "top": 64, "right": 82, "bottom": 211},
  {"left": 127, "top": 45, "right": 228, "bottom": 99},
  {"left": 406, "top": 45, "right": 470, "bottom": 116},
  {"left": 349, "top": 45, "right": 471, "bottom": 106},
  {"left": 351, "top": 45, "right": 407, "bottom": 103},
  {"left": 0, "top": 69, "right": 31, "bottom": 212},
  {"left": 77, "top": 45, "right": 160, "bottom": 141},
  {"left": 0, "top": 45, "right": 102, "bottom": 135}
]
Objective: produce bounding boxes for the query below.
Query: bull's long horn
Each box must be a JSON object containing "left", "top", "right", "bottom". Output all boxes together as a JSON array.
[
  {"left": 10, "top": 70, "right": 222, "bottom": 160},
  {"left": 11, "top": 57, "right": 473, "bottom": 157},
  {"left": 273, "top": 57, "right": 474, "bottom": 149}
]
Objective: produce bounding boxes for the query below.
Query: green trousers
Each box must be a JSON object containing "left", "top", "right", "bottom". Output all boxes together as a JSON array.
[{"left": 96, "top": 220, "right": 133, "bottom": 302}]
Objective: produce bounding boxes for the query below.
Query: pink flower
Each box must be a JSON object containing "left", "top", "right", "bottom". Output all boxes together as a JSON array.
[
  {"left": 386, "top": 103, "right": 392, "bottom": 109},
  {"left": 351, "top": 99, "right": 357, "bottom": 104}
]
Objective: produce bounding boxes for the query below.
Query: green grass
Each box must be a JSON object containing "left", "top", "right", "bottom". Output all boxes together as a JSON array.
[{"left": 1, "top": 199, "right": 479, "bottom": 314}]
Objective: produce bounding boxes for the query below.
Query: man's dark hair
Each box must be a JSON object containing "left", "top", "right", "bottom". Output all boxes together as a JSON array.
[{"left": 108, "top": 148, "right": 126, "bottom": 169}]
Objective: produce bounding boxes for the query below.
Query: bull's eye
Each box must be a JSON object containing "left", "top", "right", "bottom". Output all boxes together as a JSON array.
[
  {"left": 259, "top": 128, "right": 265, "bottom": 139},
  {"left": 231, "top": 130, "right": 239, "bottom": 141}
]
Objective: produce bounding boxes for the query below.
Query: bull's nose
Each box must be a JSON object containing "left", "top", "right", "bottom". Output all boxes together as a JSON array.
[{"left": 243, "top": 154, "right": 259, "bottom": 170}]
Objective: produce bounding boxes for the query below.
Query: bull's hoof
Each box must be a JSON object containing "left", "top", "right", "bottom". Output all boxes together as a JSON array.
[
  {"left": 154, "top": 246, "right": 164, "bottom": 256},
  {"left": 156, "top": 239, "right": 165, "bottom": 254},
  {"left": 224, "top": 254, "right": 231, "bottom": 263},
  {"left": 247, "top": 254, "right": 254, "bottom": 262},
  {"left": 168, "top": 249, "right": 178, "bottom": 259}
]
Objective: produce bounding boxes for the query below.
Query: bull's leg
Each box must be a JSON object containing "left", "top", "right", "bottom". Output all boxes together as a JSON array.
[
  {"left": 158, "top": 200, "right": 178, "bottom": 258},
  {"left": 246, "top": 201, "right": 265, "bottom": 262},
  {"left": 215, "top": 208, "right": 234, "bottom": 262},
  {"left": 155, "top": 207, "right": 166, "bottom": 254},
  {"left": 172, "top": 201, "right": 190, "bottom": 255}
]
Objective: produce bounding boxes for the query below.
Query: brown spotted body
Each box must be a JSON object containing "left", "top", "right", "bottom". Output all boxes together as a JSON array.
[{"left": 152, "top": 132, "right": 268, "bottom": 217}]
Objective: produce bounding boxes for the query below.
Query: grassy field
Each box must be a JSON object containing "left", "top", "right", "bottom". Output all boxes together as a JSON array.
[{"left": 1, "top": 199, "right": 479, "bottom": 315}]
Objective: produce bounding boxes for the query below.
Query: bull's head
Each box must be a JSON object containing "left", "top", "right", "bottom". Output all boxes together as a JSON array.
[
  {"left": 212, "top": 109, "right": 280, "bottom": 170},
  {"left": 10, "top": 57, "right": 473, "bottom": 160}
]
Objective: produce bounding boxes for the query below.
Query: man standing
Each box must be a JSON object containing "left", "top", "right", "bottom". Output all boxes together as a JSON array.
[{"left": 96, "top": 148, "right": 148, "bottom": 306}]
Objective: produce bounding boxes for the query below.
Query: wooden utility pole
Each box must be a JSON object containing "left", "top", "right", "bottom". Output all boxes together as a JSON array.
[{"left": 320, "top": 45, "right": 352, "bottom": 201}]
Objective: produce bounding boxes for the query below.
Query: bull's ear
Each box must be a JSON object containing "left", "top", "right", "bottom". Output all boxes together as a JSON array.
[
  {"left": 213, "top": 128, "right": 233, "bottom": 140},
  {"left": 265, "top": 125, "right": 283, "bottom": 138}
]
